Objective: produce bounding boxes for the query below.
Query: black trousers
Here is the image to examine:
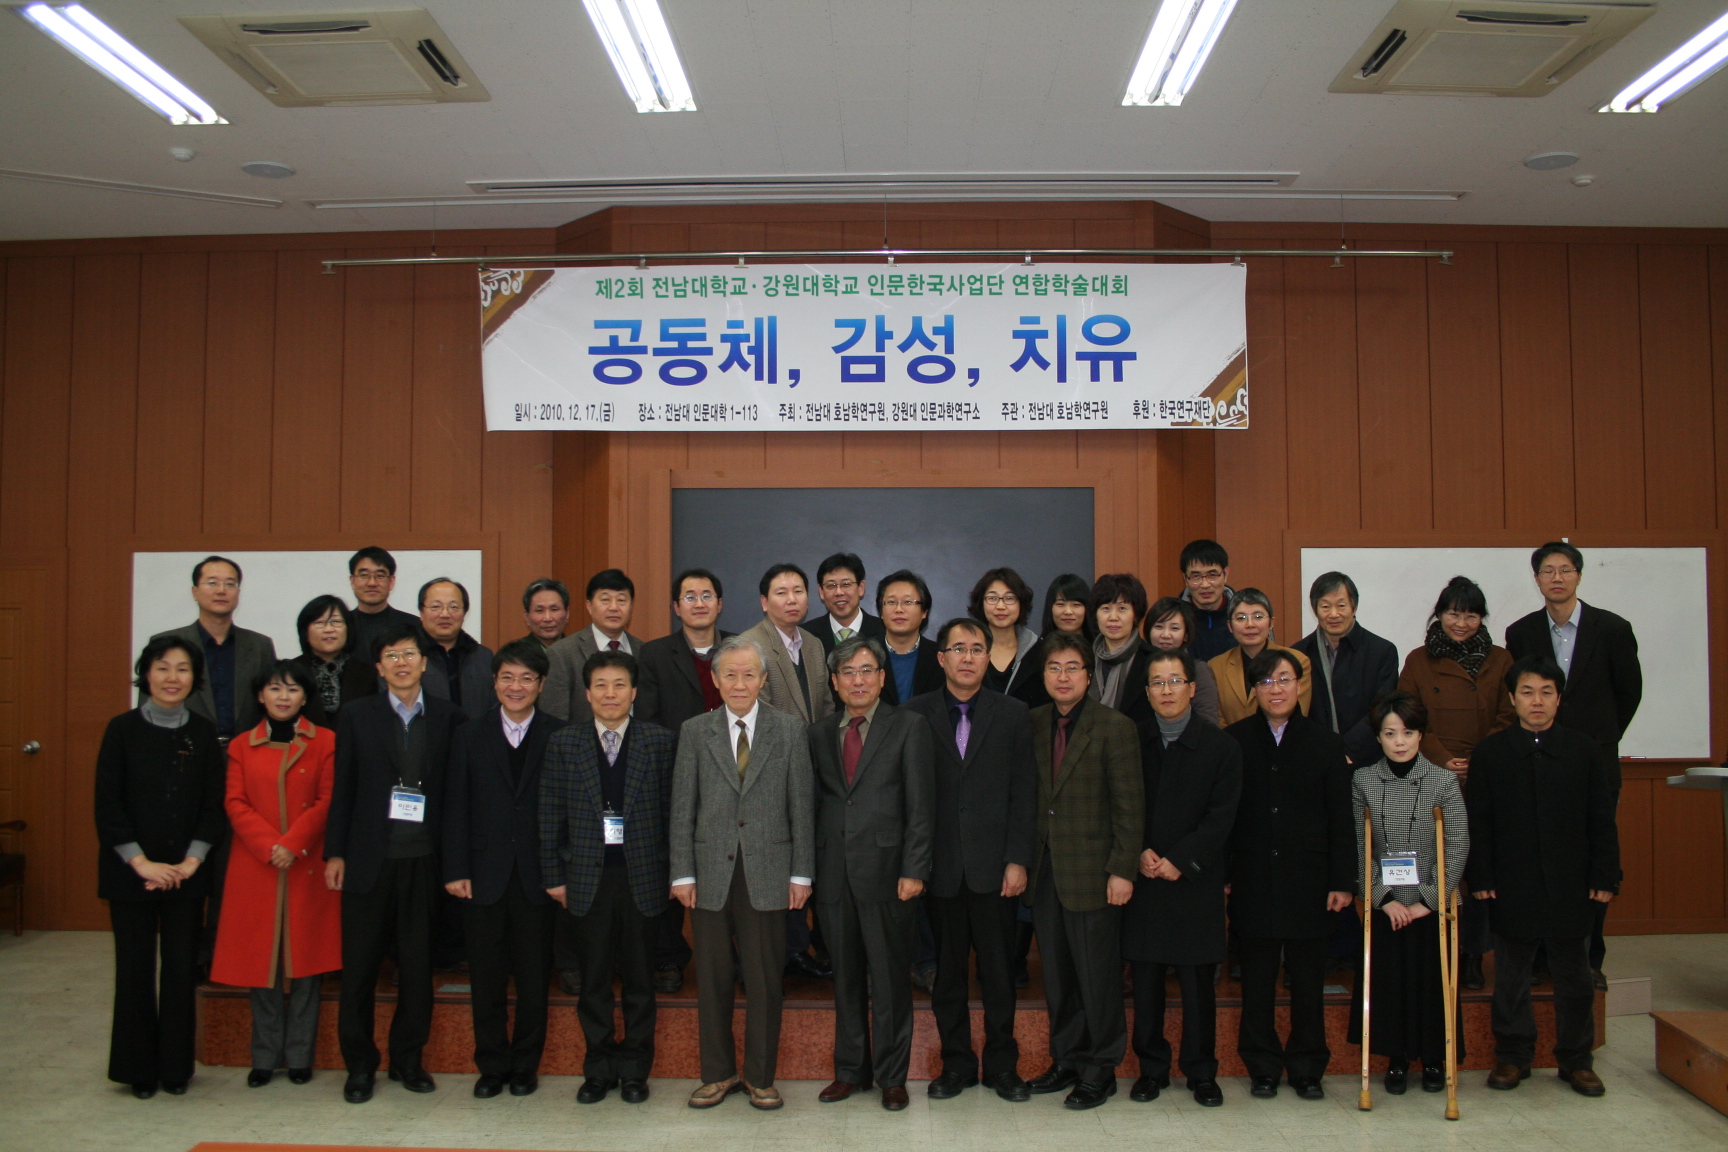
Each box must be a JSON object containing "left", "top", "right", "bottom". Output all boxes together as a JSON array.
[
  {"left": 1236, "top": 936, "right": 1330, "bottom": 1082},
  {"left": 1590, "top": 780, "right": 1620, "bottom": 971},
  {"left": 691, "top": 858, "right": 787, "bottom": 1087},
  {"left": 570, "top": 865, "right": 659, "bottom": 1078},
  {"left": 1032, "top": 862, "right": 1125, "bottom": 1083},
  {"left": 464, "top": 876, "right": 554, "bottom": 1077},
  {"left": 1347, "top": 907, "right": 1459, "bottom": 1067},
  {"left": 1132, "top": 961, "right": 1218, "bottom": 1082},
  {"left": 927, "top": 888, "right": 1020, "bottom": 1080},
  {"left": 1492, "top": 932, "right": 1596, "bottom": 1072},
  {"left": 108, "top": 895, "right": 202, "bottom": 1087},
  {"left": 338, "top": 855, "right": 438, "bottom": 1073},
  {"left": 818, "top": 883, "right": 915, "bottom": 1087},
  {"left": 656, "top": 897, "right": 693, "bottom": 970}
]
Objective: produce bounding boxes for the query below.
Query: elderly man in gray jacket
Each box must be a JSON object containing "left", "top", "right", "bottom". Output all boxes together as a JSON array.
[{"left": 670, "top": 635, "right": 815, "bottom": 1112}]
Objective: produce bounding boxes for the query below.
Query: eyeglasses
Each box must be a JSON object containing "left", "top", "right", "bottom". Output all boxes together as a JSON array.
[
  {"left": 881, "top": 597, "right": 923, "bottom": 610},
  {"left": 942, "top": 644, "right": 988, "bottom": 658},
  {"left": 1231, "top": 611, "right": 1269, "bottom": 625},
  {"left": 836, "top": 666, "right": 881, "bottom": 680},
  {"left": 983, "top": 593, "right": 1018, "bottom": 606},
  {"left": 820, "top": 579, "right": 859, "bottom": 593},
  {"left": 380, "top": 650, "right": 422, "bottom": 664},
  {"left": 197, "top": 579, "right": 239, "bottom": 591},
  {"left": 1256, "top": 675, "right": 1297, "bottom": 689},
  {"left": 1185, "top": 568, "right": 1224, "bottom": 585},
  {"left": 495, "top": 672, "right": 540, "bottom": 686},
  {"left": 1045, "top": 662, "right": 1088, "bottom": 675},
  {"left": 1537, "top": 566, "right": 1578, "bottom": 578},
  {"left": 679, "top": 591, "right": 717, "bottom": 604},
  {"left": 1149, "top": 677, "right": 1191, "bottom": 690}
]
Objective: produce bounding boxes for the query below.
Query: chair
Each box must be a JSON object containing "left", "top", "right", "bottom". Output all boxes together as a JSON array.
[{"left": 0, "top": 820, "right": 25, "bottom": 936}]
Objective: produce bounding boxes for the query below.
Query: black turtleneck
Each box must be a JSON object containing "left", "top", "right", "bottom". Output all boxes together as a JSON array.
[
  {"left": 1387, "top": 755, "right": 1417, "bottom": 779},
  {"left": 267, "top": 716, "right": 298, "bottom": 743}
]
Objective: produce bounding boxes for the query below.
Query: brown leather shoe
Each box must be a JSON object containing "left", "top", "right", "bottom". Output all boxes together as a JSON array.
[
  {"left": 819, "top": 1080, "right": 859, "bottom": 1103},
  {"left": 1560, "top": 1067, "right": 1606, "bottom": 1097},
  {"left": 881, "top": 1085, "right": 910, "bottom": 1111},
  {"left": 745, "top": 1081, "right": 784, "bottom": 1110},
  {"left": 687, "top": 1077, "right": 743, "bottom": 1108},
  {"left": 1486, "top": 1063, "right": 1530, "bottom": 1091}
]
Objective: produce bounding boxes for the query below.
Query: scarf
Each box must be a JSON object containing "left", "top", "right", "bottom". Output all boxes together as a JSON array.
[
  {"left": 1424, "top": 619, "right": 1491, "bottom": 679},
  {"left": 1091, "top": 632, "right": 1143, "bottom": 710},
  {"left": 1157, "top": 709, "right": 1190, "bottom": 747},
  {"left": 312, "top": 653, "right": 347, "bottom": 716}
]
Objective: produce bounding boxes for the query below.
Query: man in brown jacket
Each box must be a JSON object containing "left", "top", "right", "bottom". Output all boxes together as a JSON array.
[{"left": 1025, "top": 631, "right": 1143, "bottom": 1110}]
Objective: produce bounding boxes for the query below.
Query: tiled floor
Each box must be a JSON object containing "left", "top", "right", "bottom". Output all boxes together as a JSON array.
[{"left": 2, "top": 929, "right": 1724, "bottom": 1152}]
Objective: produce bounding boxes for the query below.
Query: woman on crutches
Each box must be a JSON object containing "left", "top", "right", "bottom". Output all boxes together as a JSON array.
[{"left": 1347, "top": 692, "right": 1468, "bottom": 1096}]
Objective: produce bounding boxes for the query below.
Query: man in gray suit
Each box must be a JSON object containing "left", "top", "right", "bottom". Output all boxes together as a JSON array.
[
  {"left": 809, "top": 637, "right": 934, "bottom": 1112},
  {"left": 148, "top": 555, "right": 277, "bottom": 744},
  {"left": 543, "top": 569, "right": 644, "bottom": 725},
  {"left": 739, "top": 563, "right": 835, "bottom": 727},
  {"left": 670, "top": 636, "right": 815, "bottom": 1112}
]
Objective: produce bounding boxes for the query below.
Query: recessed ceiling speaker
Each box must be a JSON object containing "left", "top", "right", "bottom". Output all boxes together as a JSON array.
[
  {"left": 1523, "top": 151, "right": 1580, "bottom": 169},
  {"left": 242, "top": 160, "right": 296, "bottom": 179}
]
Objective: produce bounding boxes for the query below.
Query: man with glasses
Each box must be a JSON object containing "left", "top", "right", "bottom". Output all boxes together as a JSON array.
[
  {"left": 1504, "top": 543, "right": 1641, "bottom": 985},
  {"left": 1177, "top": 539, "right": 1238, "bottom": 662},
  {"left": 519, "top": 579, "right": 571, "bottom": 651},
  {"left": 418, "top": 578, "right": 493, "bottom": 714},
  {"left": 901, "top": 619, "right": 1037, "bottom": 1103},
  {"left": 876, "top": 570, "right": 943, "bottom": 706},
  {"left": 805, "top": 553, "right": 887, "bottom": 655},
  {"left": 545, "top": 570, "right": 644, "bottom": 725},
  {"left": 1224, "top": 650, "right": 1353, "bottom": 1101},
  {"left": 348, "top": 547, "right": 422, "bottom": 663},
  {"left": 149, "top": 555, "right": 278, "bottom": 744}
]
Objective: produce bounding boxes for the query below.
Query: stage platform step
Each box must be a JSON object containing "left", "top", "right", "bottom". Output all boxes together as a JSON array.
[
  {"left": 1653, "top": 1011, "right": 1728, "bottom": 1117},
  {"left": 199, "top": 955, "right": 1601, "bottom": 1080}
]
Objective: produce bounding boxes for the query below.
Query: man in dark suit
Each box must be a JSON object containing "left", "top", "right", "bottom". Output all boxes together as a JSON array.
[
  {"left": 149, "top": 555, "right": 278, "bottom": 742},
  {"left": 1292, "top": 571, "right": 1398, "bottom": 767},
  {"left": 1504, "top": 541, "right": 1641, "bottom": 979},
  {"left": 347, "top": 547, "right": 422, "bottom": 674},
  {"left": 1468, "top": 655, "right": 1620, "bottom": 1099},
  {"left": 634, "top": 566, "right": 732, "bottom": 993},
  {"left": 902, "top": 618, "right": 1037, "bottom": 1103},
  {"left": 804, "top": 552, "right": 888, "bottom": 654},
  {"left": 544, "top": 569, "right": 645, "bottom": 724},
  {"left": 442, "top": 639, "right": 566, "bottom": 1099},
  {"left": 540, "top": 649, "right": 677, "bottom": 1105},
  {"left": 325, "top": 621, "right": 466, "bottom": 1103},
  {"left": 1026, "top": 632, "right": 1142, "bottom": 1110},
  {"left": 1122, "top": 648, "right": 1243, "bottom": 1108},
  {"left": 876, "top": 570, "right": 943, "bottom": 706},
  {"left": 418, "top": 577, "right": 494, "bottom": 714},
  {"left": 809, "top": 637, "right": 935, "bottom": 1112}
]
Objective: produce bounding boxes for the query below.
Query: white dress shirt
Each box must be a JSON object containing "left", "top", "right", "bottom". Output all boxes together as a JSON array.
[
  {"left": 826, "top": 610, "right": 863, "bottom": 641},
  {"left": 594, "top": 715, "right": 630, "bottom": 751},
  {"left": 502, "top": 709, "right": 534, "bottom": 748},
  {"left": 775, "top": 624, "right": 804, "bottom": 665},
  {"left": 592, "top": 624, "right": 632, "bottom": 655},
  {"left": 1548, "top": 601, "right": 1582, "bottom": 677}
]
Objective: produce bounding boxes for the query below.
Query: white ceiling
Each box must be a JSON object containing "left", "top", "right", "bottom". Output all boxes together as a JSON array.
[{"left": 1, "top": 0, "right": 1725, "bottom": 242}]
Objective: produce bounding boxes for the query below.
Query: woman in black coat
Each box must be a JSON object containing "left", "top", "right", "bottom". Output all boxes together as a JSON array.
[
  {"left": 1225, "top": 650, "right": 1355, "bottom": 1098},
  {"left": 95, "top": 636, "right": 228, "bottom": 1097},
  {"left": 288, "top": 594, "right": 377, "bottom": 727}
]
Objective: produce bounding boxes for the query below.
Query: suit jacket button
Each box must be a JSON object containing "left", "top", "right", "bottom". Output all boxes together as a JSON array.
[
  {"left": 739, "top": 821, "right": 745, "bottom": 827},
  {"left": 728, "top": 854, "right": 735, "bottom": 860}
]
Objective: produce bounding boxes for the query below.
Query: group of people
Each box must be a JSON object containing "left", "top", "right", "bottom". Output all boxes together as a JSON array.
[{"left": 95, "top": 538, "right": 1637, "bottom": 1114}]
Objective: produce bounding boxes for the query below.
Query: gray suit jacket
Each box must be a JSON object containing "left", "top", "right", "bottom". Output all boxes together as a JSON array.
[
  {"left": 808, "top": 702, "right": 936, "bottom": 904},
  {"left": 543, "top": 626, "right": 645, "bottom": 723},
  {"left": 738, "top": 617, "right": 834, "bottom": 725},
  {"left": 669, "top": 704, "right": 815, "bottom": 912},
  {"left": 145, "top": 621, "right": 277, "bottom": 735}
]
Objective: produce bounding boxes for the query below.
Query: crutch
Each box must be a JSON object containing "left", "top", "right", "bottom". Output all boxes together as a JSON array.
[
  {"left": 1359, "top": 808, "right": 1374, "bottom": 1112},
  {"left": 1434, "top": 805, "right": 1460, "bottom": 1121}
]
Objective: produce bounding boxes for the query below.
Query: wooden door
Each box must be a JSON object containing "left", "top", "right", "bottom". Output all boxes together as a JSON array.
[{"left": 0, "top": 569, "right": 52, "bottom": 928}]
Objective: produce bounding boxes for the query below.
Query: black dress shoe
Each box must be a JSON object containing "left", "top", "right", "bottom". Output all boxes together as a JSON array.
[
  {"left": 911, "top": 967, "right": 936, "bottom": 993},
  {"left": 620, "top": 1078, "right": 649, "bottom": 1103},
  {"left": 473, "top": 1074, "right": 505, "bottom": 1099},
  {"left": 927, "top": 1069, "right": 977, "bottom": 1098},
  {"left": 984, "top": 1072, "right": 1031, "bottom": 1102},
  {"left": 248, "top": 1068, "right": 273, "bottom": 1088},
  {"left": 578, "top": 1077, "right": 617, "bottom": 1104},
  {"left": 1064, "top": 1078, "right": 1116, "bottom": 1110},
  {"left": 389, "top": 1066, "right": 436, "bottom": 1093},
  {"left": 1463, "top": 953, "right": 1486, "bottom": 990},
  {"left": 654, "top": 965, "right": 684, "bottom": 994},
  {"left": 162, "top": 1082, "right": 188, "bottom": 1095},
  {"left": 1291, "top": 1077, "right": 1325, "bottom": 1100},
  {"left": 131, "top": 1083, "right": 157, "bottom": 1100},
  {"left": 1422, "top": 1065, "right": 1446, "bottom": 1093},
  {"left": 286, "top": 1068, "right": 312, "bottom": 1085},
  {"left": 1250, "top": 1076, "right": 1278, "bottom": 1098},
  {"left": 509, "top": 1072, "right": 538, "bottom": 1097},
  {"left": 558, "top": 968, "right": 582, "bottom": 996},
  {"left": 785, "top": 951, "right": 833, "bottom": 980},
  {"left": 1028, "top": 1065, "right": 1079, "bottom": 1094},
  {"left": 1129, "top": 1074, "right": 1168, "bottom": 1102},
  {"left": 343, "top": 1072, "right": 375, "bottom": 1103},
  {"left": 1190, "top": 1079, "right": 1223, "bottom": 1107},
  {"left": 1384, "top": 1067, "right": 1407, "bottom": 1095}
]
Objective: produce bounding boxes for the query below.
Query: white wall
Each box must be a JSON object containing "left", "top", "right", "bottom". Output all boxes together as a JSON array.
[{"left": 1298, "top": 547, "right": 1707, "bottom": 760}]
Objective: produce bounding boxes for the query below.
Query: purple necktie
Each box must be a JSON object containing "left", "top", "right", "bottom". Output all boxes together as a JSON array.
[{"left": 954, "top": 702, "right": 972, "bottom": 759}]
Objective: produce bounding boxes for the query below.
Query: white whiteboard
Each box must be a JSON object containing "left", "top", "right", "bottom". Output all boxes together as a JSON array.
[
  {"left": 131, "top": 550, "right": 486, "bottom": 673},
  {"left": 1298, "top": 547, "right": 1706, "bottom": 760}
]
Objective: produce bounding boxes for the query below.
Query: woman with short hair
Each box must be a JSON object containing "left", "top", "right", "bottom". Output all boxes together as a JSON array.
[
  {"left": 288, "top": 594, "right": 376, "bottom": 727},
  {"left": 1208, "top": 589, "right": 1312, "bottom": 726},
  {"left": 1136, "top": 597, "right": 1220, "bottom": 728},
  {"left": 968, "top": 567, "right": 1042, "bottom": 703},
  {"left": 1089, "top": 573, "right": 1153, "bottom": 714}
]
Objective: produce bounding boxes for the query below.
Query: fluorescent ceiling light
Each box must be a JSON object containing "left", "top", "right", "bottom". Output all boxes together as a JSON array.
[
  {"left": 1123, "top": 0, "right": 1239, "bottom": 107},
  {"left": 16, "top": 3, "right": 224, "bottom": 125},
  {"left": 1601, "top": 7, "right": 1728, "bottom": 112},
  {"left": 581, "top": 0, "right": 695, "bottom": 112}
]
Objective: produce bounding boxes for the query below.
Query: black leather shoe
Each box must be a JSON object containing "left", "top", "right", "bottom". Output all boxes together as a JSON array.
[
  {"left": 620, "top": 1078, "right": 649, "bottom": 1103},
  {"left": 1291, "top": 1077, "right": 1325, "bottom": 1100},
  {"left": 1028, "top": 1065, "right": 1079, "bottom": 1094},
  {"left": 131, "top": 1083, "right": 157, "bottom": 1100},
  {"left": 654, "top": 965, "right": 684, "bottom": 994},
  {"left": 985, "top": 1072, "right": 1031, "bottom": 1102},
  {"left": 162, "top": 1082, "right": 188, "bottom": 1095},
  {"left": 927, "top": 1070, "right": 977, "bottom": 1098},
  {"left": 1250, "top": 1076, "right": 1278, "bottom": 1098},
  {"left": 509, "top": 1072, "right": 538, "bottom": 1097},
  {"left": 247, "top": 1068, "right": 273, "bottom": 1088},
  {"left": 785, "top": 951, "right": 833, "bottom": 980},
  {"left": 578, "top": 1077, "right": 617, "bottom": 1104},
  {"left": 1422, "top": 1065, "right": 1446, "bottom": 1093},
  {"left": 343, "top": 1072, "right": 375, "bottom": 1103},
  {"left": 1129, "top": 1074, "right": 1168, "bottom": 1102},
  {"left": 1064, "top": 1078, "right": 1116, "bottom": 1110},
  {"left": 1384, "top": 1067, "right": 1407, "bottom": 1095},
  {"left": 286, "top": 1068, "right": 312, "bottom": 1085},
  {"left": 911, "top": 967, "right": 936, "bottom": 993},
  {"left": 558, "top": 968, "right": 582, "bottom": 996},
  {"left": 389, "top": 1066, "right": 436, "bottom": 1093},
  {"left": 473, "top": 1074, "right": 505, "bottom": 1099},
  {"left": 1463, "top": 953, "right": 1486, "bottom": 990},
  {"left": 1190, "top": 1079, "right": 1223, "bottom": 1107}
]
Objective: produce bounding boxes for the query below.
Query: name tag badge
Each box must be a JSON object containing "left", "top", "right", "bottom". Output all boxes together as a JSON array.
[
  {"left": 1380, "top": 853, "right": 1419, "bottom": 886},
  {"left": 390, "top": 787, "right": 426, "bottom": 823},
  {"left": 602, "top": 814, "right": 625, "bottom": 846}
]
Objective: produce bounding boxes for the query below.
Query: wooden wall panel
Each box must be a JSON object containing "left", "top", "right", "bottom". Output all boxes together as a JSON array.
[
  {"left": 1568, "top": 244, "right": 1644, "bottom": 530},
  {"left": 270, "top": 250, "right": 345, "bottom": 532},
  {"left": 921, "top": 431, "right": 1000, "bottom": 469},
  {"left": 1215, "top": 242, "right": 1288, "bottom": 599},
  {"left": 840, "top": 431, "right": 921, "bottom": 470},
  {"left": 1, "top": 258, "right": 73, "bottom": 553},
  {"left": 999, "top": 430, "right": 1078, "bottom": 472},
  {"left": 134, "top": 253, "right": 208, "bottom": 535},
  {"left": 1497, "top": 244, "right": 1574, "bottom": 530},
  {"left": 1638, "top": 245, "right": 1715, "bottom": 529},
  {"left": 1608, "top": 778, "right": 1654, "bottom": 923},
  {"left": 1355, "top": 257, "right": 1431, "bottom": 530},
  {"left": 1650, "top": 782, "right": 1726, "bottom": 921},
  {"left": 412, "top": 252, "right": 486, "bottom": 534},
  {"left": 201, "top": 250, "right": 277, "bottom": 534},
  {"left": 1715, "top": 245, "right": 1728, "bottom": 532},
  {"left": 1282, "top": 256, "right": 1359, "bottom": 536},
  {"left": 1426, "top": 242, "right": 1503, "bottom": 530},
  {"left": 338, "top": 253, "right": 415, "bottom": 535}
]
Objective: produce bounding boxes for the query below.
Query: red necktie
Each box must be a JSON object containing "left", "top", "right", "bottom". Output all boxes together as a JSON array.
[
  {"left": 607, "top": 639, "right": 621, "bottom": 651},
  {"left": 1052, "top": 714, "right": 1073, "bottom": 785},
  {"left": 843, "top": 715, "right": 866, "bottom": 787}
]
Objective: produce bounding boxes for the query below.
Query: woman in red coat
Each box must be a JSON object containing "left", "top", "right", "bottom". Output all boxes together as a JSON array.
[{"left": 211, "top": 661, "right": 342, "bottom": 1087}]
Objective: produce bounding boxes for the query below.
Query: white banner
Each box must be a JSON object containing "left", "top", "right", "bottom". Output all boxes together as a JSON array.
[{"left": 480, "top": 262, "right": 1247, "bottom": 432}]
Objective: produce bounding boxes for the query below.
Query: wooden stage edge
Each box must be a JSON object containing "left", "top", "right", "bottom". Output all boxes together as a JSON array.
[{"left": 1654, "top": 1011, "right": 1728, "bottom": 1117}]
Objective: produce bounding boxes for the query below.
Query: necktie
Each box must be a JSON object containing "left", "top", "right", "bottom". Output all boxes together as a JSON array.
[
  {"left": 607, "top": 639, "right": 621, "bottom": 651},
  {"left": 1053, "top": 714, "right": 1073, "bottom": 783},
  {"left": 837, "top": 626, "right": 854, "bottom": 643},
  {"left": 734, "top": 719, "right": 750, "bottom": 782},
  {"left": 843, "top": 715, "right": 865, "bottom": 786},
  {"left": 954, "top": 701, "right": 971, "bottom": 759},
  {"left": 602, "top": 728, "right": 619, "bottom": 765}
]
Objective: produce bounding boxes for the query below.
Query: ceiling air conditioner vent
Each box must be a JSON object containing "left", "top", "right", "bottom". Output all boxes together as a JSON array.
[
  {"left": 1330, "top": 0, "right": 1653, "bottom": 96},
  {"left": 181, "top": 9, "right": 488, "bottom": 107}
]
